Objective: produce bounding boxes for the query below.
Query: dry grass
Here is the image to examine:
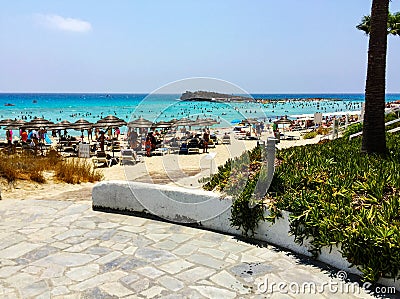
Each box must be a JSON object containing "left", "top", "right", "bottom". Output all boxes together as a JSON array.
[
  {"left": 0, "top": 150, "right": 103, "bottom": 184},
  {"left": 55, "top": 158, "right": 104, "bottom": 184}
]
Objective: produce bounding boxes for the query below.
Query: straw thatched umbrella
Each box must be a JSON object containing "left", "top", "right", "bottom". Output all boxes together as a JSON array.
[
  {"left": 127, "top": 116, "right": 153, "bottom": 128},
  {"left": 95, "top": 115, "right": 126, "bottom": 128},
  {"left": 5, "top": 119, "right": 27, "bottom": 130},
  {"left": 26, "top": 117, "right": 54, "bottom": 128},
  {"left": 95, "top": 115, "right": 126, "bottom": 157},
  {"left": 275, "top": 117, "right": 292, "bottom": 125},
  {"left": 0, "top": 118, "right": 16, "bottom": 126},
  {"left": 72, "top": 119, "right": 93, "bottom": 130},
  {"left": 173, "top": 118, "right": 195, "bottom": 127},
  {"left": 152, "top": 121, "right": 173, "bottom": 129}
]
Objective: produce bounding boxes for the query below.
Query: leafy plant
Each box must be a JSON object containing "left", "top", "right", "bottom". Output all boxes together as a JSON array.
[{"left": 303, "top": 131, "right": 317, "bottom": 139}]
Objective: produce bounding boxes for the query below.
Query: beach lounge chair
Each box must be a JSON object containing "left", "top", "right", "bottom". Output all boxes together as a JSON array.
[
  {"left": 120, "top": 149, "right": 136, "bottom": 165},
  {"left": 92, "top": 151, "right": 110, "bottom": 168},
  {"left": 222, "top": 134, "right": 231, "bottom": 144},
  {"left": 179, "top": 143, "right": 188, "bottom": 155},
  {"left": 187, "top": 138, "right": 200, "bottom": 154}
]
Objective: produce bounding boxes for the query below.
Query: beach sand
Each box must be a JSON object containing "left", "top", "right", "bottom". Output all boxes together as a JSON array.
[{"left": 1, "top": 130, "right": 323, "bottom": 201}]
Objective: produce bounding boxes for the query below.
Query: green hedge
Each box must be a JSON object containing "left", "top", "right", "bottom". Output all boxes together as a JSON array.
[
  {"left": 203, "top": 133, "right": 400, "bottom": 282},
  {"left": 269, "top": 134, "right": 400, "bottom": 282}
]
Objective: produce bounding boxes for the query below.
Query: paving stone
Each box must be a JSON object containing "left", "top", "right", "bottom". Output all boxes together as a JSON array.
[
  {"left": 33, "top": 252, "right": 98, "bottom": 267},
  {"left": 20, "top": 280, "right": 49, "bottom": 298},
  {"left": 80, "top": 287, "right": 118, "bottom": 299},
  {"left": 140, "top": 285, "right": 166, "bottom": 298},
  {"left": 85, "top": 246, "right": 113, "bottom": 256},
  {"left": 70, "top": 270, "right": 126, "bottom": 292},
  {"left": 122, "top": 245, "right": 138, "bottom": 255},
  {"left": 117, "top": 225, "right": 146, "bottom": 233},
  {"left": 230, "top": 262, "right": 275, "bottom": 278},
  {"left": 119, "top": 274, "right": 140, "bottom": 286},
  {"left": 168, "top": 233, "right": 193, "bottom": 244},
  {"left": 171, "top": 244, "right": 198, "bottom": 256},
  {"left": 98, "top": 222, "right": 120, "bottom": 229},
  {"left": 189, "top": 285, "right": 236, "bottom": 299},
  {"left": 158, "top": 260, "right": 194, "bottom": 274},
  {"left": 210, "top": 270, "right": 252, "bottom": 295},
  {"left": 101, "top": 256, "right": 131, "bottom": 272},
  {"left": 64, "top": 240, "right": 100, "bottom": 253},
  {"left": 145, "top": 233, "right": 172, "bottom": 242},
  {"left": 0, "top": 242, "right": 43, "bottom": 259},
  {"left": 158, "top": 275, "right": 185, "bottom": 291},
  {"left": 0, "top": 266, "right": 24, "bottom": 278},
  {"left": 175, "top": 266, "right": 217, "bottom": 283},
  {"left": 198, "top": 247, "right": 226, "bottom": 260},
  {"left": 51, "top": 285, "right": 70, "bottom": 296},
  {"left": 54, "top": 229, "right": 88, "bottom": 241},
  {"left": 186, "top": 253, "right": 227, "bottom": 269},
  {"left": 128, "top": 277, "right": 151, "bottom": 293},
  {"left": 137, "top": 266, "right": 165, "bottom": 279},
  {"left": 218, "top": 241, "right": 251, "bottom": 254},
  {"left": 100, "top": 282, "right": 133, "bottom": 297},
  {"left": 65, "top": 264, "right": 99, "bottom": 282},
  {"left": 119, "top": 258, "right": 147, "bottom": 271},
  {"left": 40, "top": 264, "right": 66, "bottom": 279},
  {"left": 21, "top": 245, "right": 59, "bottom": 262},
  {"left": 153, "top": 239, "right": 179, "bottom": 250},
  {"left": 109, "top": 243, "right": 125, "bottom": 251},
  {"left": 22, "top": 265, "right": 43, "bottom": 275},
  {"left": 96, "top": 251, "right": 123, "bottom": 265},
  {"left": 135, "top": 248, "right": 177, "bottom": 263}
]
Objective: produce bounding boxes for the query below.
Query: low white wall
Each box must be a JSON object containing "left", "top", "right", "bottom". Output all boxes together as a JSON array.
[{"left": 92, "top": 180, "right": 399, "bottom": 292}]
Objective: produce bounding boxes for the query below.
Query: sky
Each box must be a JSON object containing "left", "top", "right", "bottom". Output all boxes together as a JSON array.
[{"left": 0, "top": 0, "right": 400, "bottom": 94}]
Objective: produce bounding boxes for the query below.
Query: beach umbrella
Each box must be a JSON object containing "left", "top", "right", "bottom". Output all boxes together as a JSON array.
[
  {"left": 95, "top": 115, "right": 126, "bottom": 128},
  {"left": 0, "top": 118, "right": 16, "bottom": 126},
  {"left": 275, "top": 117, "right": 292, "bottom": 125},
  {"left": 152, "top": 121, "right": 173, "bottom": 128},
  {"left": 127, "top": 117, "right": 153, "bottom": 128},
  {"left": 4, "top": 119, "right": 27, "bottom": 130},
  {"left": 49, "top": 120, "right": 73, "bottom": 130},
  {"left": 72, "top": 119, "right": 93, "bottom": 130},
  {"left": 95, "top": 115, "right": 126, "bottom": 158},
  {"left": 243, "top": 118, "right": 260, "bottom": 125},
  {"left": 26, "top": 118, "right": 54, "bottom": 128},
  {"left": 173, "top": 118, "right": 195, "bottom": 127}
]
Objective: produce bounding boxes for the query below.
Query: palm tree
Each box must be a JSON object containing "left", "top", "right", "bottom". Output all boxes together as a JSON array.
[
  {"left": 357, "top": 12, "right": 400, "bottom": 36},
  {"left": 361, "top": 0, "right": 389, "bottom": 154}
]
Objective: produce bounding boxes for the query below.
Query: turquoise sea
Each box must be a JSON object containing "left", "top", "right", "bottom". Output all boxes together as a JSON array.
[{"left": 1, "top": 93, "right": 399, "bottom": 138}]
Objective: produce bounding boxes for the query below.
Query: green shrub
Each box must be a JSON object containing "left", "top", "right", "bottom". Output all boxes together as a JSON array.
[
  {"left": 303, "top": 131, "right": 317, "bottom": 139},
  {"left": 203, "top": 132, "right": 400, "bottom": 283},
  {"left": 342, "top": 122, "right": 363, "bottom": 139},
  {"left": 268, "top": 134, "right": 400, "bottom": 282}
]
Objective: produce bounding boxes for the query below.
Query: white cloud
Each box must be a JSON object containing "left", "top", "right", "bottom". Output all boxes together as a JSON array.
[{"left": 36, "top": 14, "right": 92, "bottom": 33}]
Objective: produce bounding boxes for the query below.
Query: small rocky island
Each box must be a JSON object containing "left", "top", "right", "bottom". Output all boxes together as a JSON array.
[{"left": 180, "top": 91, "right": 254, "bottom": 102}]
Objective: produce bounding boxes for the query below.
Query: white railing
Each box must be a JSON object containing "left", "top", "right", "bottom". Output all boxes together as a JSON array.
[{"left": 349, "top": 117, "right": 400, "bottom": 140}]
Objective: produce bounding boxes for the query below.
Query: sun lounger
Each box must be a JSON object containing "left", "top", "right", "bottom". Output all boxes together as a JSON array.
[
  {"left": 120, "top": 149, "right": 136, "bottom": 165},
  {"left": 92, "top": 151, "right": 110, "bottom": 168},
  {"left": 153, "top": 147, "right": 169, "bottom": 156}
]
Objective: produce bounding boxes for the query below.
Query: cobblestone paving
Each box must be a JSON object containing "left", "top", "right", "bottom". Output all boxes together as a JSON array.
[{"left": 0, "top": 199, "right": 395, "bottom": 298}]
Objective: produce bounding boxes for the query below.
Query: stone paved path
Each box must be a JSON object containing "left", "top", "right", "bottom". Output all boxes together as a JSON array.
[{"left": 0, "top": 199, "right": 394, "bottom": 298}]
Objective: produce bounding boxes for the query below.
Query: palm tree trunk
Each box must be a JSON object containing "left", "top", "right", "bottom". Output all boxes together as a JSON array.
[{"left": 361, "top": 0, "right": 389, "bottom": 154}]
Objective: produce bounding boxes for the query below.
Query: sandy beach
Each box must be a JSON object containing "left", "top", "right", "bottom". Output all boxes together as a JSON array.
[{"left": 1, "top": 129, "right": 323, "bottom": 202}]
